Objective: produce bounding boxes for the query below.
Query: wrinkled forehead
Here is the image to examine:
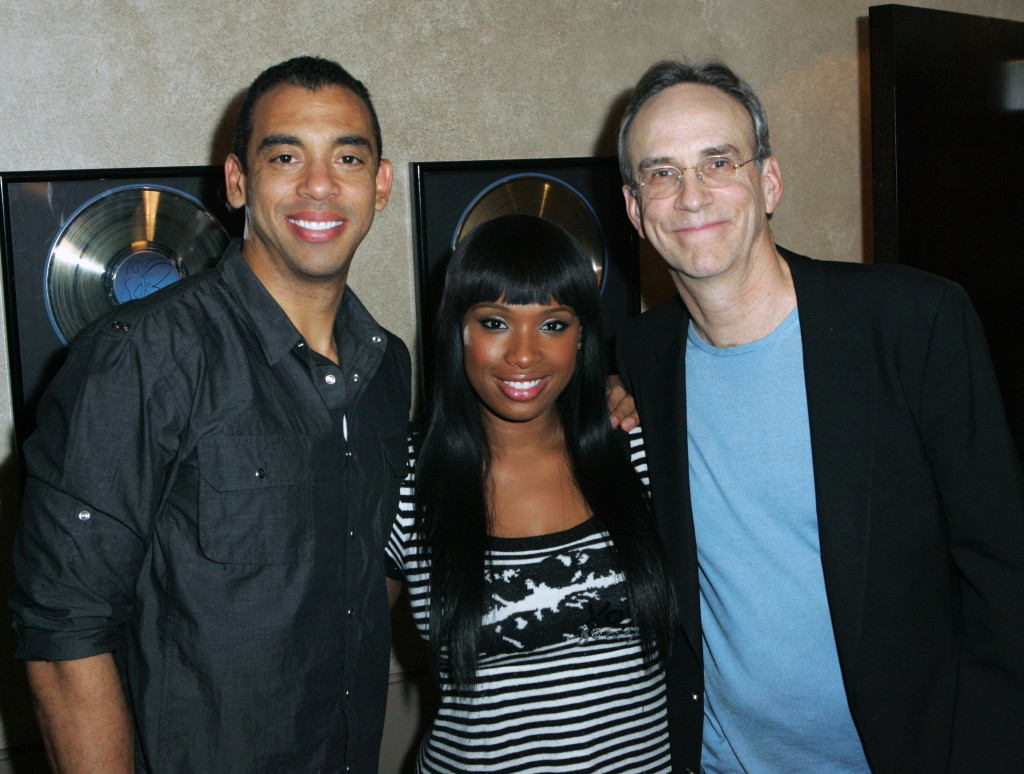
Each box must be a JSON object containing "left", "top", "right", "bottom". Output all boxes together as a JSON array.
[{"left": 629, "top": 83, "right": 756, "bottom": 164}]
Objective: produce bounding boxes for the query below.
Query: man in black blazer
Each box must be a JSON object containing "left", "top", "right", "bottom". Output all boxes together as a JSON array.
[{"left": 615, "top": 59, "right": 1024, "bottom": 773}]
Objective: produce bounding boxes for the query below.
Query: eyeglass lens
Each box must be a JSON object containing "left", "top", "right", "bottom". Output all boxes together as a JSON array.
[{"left": 639, "top": 157, "right": 752, "bottom": 198}]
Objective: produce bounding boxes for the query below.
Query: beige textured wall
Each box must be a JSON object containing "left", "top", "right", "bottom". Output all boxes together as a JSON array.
[{"left": 2, "top": 0, "right": 1023, "bottom": 766}]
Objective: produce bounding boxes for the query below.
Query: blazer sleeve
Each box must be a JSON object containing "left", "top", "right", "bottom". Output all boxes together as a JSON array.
[{"left": 918, "top": 283, "right": 1024, "bottom": 770}]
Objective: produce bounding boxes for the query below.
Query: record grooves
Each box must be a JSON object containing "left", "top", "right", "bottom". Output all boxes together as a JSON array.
[
  {"left": 45, "top": 184, "right": 229, "bottom": 343},
  {"left": 452, "top": 174, "right": 607, "bottom": 290}
]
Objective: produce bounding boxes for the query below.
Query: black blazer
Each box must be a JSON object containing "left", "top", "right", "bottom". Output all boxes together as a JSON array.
[{"left": 616, "top": 248, "right": 1024, "bottom": 773}]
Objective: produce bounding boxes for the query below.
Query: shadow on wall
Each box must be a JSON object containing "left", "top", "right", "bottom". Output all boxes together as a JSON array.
[
  {"left": 209, "top": 90, "right": 246, "bottom": 168},
  {"left": 593, "top": 87, "right": 675, "bottom": 311},
  {"left": 856, "top": 15, "right": 875, "bottom": 264}
]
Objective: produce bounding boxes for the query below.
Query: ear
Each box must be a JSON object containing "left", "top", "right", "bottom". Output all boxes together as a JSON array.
[
  {"left": 622, "top": 184, "right": 646, "bottom": 240},
  {"left": 759, "top": 156, "right": 783, "bottom": 215},
  {"left": 374, "top": 159, "right": 394, "bottom": 212},
  {"left": 224, "top": 154, "right": 247, "bottom": 210}
]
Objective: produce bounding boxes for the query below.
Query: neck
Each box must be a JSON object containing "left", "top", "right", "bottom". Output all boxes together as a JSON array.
[
  {"left": 243, "top": 247, "right": 347, "bottom": 364},
  {"left": 482, "top": 410, "right": 565, "bottom": 461},
  {"left": 482, "top": 409, "right": 584, "bottom": 539},
  {"left": 675, "top": 242, "right": 796, "bottom": 348}
]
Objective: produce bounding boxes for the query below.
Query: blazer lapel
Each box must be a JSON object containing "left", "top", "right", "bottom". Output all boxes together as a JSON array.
[
  {"left": 786, "top": 250, "right": 876, "bottom": 661},
  {"left": 635, "top": 301, "right": 702, "bottom": 656}
]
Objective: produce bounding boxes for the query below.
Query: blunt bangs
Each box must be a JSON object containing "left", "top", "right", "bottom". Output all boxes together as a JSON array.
[{"left": 444, "top": 215, "right": 600, "bottom": 323}]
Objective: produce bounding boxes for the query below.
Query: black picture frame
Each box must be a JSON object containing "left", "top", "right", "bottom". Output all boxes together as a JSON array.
[
  {"left": 410, "top": 156, "right": 639, "bottom": 402},
  {"left": 0, "top": 166, "right": 244, "bottom": 461}
]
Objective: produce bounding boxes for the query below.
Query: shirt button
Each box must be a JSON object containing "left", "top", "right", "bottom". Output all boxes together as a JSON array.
[
  {"left": 296, "top": 341, "right": 305, "bottom": 348},
  {"left": 325, "top": 374, "right": 337, "bottom": 385},
  {"left": 692, "top": 693, "right": 700, "bottom": 701},
  {"left": 345, "top": 688, "right": 351, "bottom": 697},
  {"left": 347, "top": 608, "right": 354, "bottom": 616},
  {"left": 349, "top": 529, "right": 355, "bottom": 538},
  {"left": 351, "top": 372, "right": 360, "bottom": 383},
  {"left": 77, "top": 510, "right": 91, "bottom": 522},
  {"left": 255, "top": 468, "right": 265, "bottom": 478},
  {"left": 371, "top": 334, "right": 382, "bottom": 344}
]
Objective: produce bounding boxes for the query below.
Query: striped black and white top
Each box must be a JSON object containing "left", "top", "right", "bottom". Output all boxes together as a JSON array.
[{"left": 385, "top": 428, "right": 671, "bottom": 773}]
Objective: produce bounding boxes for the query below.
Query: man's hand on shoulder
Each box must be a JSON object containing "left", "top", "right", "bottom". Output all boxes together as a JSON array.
[{"left": 606, "top": 375, "right": 639, "bottom": 431}]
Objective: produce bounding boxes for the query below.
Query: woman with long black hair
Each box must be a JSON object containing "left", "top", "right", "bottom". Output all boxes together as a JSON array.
[{"left": 386, "top": 214, "right": 677, "bottom": 773}]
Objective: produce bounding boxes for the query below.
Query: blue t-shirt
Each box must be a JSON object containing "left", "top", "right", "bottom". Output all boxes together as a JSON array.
[{"left": 686, "top": 308, "right": 869, "bottom": 773}]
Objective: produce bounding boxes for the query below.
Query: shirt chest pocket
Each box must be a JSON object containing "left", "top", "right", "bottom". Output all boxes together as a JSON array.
[{"left": 196, "top": 435, "right": 313, "bottom": 564}]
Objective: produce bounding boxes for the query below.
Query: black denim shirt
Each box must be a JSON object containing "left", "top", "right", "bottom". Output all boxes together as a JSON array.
[{"left": 10, "top": 241, "right": 411, "bottom": 773}]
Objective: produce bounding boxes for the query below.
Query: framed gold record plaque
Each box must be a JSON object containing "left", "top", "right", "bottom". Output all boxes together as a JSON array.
[
  {"left": 0, "top": 166, "right": 244, "bottom": 457},
  {"left": 411, "top": 156, "right": 638, "bottom": 398}
]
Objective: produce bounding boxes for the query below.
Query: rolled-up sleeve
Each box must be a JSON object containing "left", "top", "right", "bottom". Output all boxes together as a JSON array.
[{"left": 10, "top": 320, "right": 183, "bottom": 661}]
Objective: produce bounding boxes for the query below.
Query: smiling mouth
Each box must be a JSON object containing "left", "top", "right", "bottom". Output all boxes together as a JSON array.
[
  {"left": 498, "top": 376, "right": 549, "bottom": 401},
  {"left": 503, "top": 378, "right": 542, "bottom": 389},
  {"left": 678, "top": 221, "right": 723, "bottom": 233},
  {"left": 288, "top": 217, "right": 344, "bottom": 230}
]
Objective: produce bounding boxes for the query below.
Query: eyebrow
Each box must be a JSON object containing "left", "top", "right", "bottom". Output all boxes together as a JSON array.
[
  {"left": 637, "top": 144, "right": 746, "bottom": 171},
  {"left": 334, "top": 134, "right": 374, "bottom": 153},
  {"left": 255, "top": 133, "right": 374, "bottom": 155},
  {"left": 703, "top": 144, "right": 744, "bottom": 158}
]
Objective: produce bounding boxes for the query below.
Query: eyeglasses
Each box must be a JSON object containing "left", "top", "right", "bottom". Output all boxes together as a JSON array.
[{"left": 635, "top": 156, "right": 760, "bottom": 199}]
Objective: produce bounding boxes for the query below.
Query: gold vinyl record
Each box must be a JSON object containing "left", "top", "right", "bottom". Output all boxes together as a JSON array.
[
  {"left": 45, "top": 185, "right": 230, "bottom": 344},
  {"left": 453, "top": 174, "right": 607, "bottom": 289}
]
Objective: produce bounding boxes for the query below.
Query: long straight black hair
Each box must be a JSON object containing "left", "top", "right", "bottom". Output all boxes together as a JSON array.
[{"left": 417, "top": 214, "right": 677, "bottom": 686}]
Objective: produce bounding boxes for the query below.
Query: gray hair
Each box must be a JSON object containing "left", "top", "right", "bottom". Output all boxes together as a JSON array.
[{"left": 617, "top": 60, "right": 772, "bottom": 190}]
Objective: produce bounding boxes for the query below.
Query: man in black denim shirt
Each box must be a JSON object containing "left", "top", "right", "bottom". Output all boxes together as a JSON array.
[{"left": 10, "top": 57, "right": 410, "bottom": 773}]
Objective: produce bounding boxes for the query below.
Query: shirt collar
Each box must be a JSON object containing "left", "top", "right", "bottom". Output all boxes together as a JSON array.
[{"left": 217, "top": 239, "right": 388, "bottom": 367}]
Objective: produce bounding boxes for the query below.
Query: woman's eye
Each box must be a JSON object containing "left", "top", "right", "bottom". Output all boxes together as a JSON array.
[
  {"left": 479, "top": 317, "right": 506, "bottom": 330},
  {"left": 542, "top": 319, "right": 570, "bottom": 332}
]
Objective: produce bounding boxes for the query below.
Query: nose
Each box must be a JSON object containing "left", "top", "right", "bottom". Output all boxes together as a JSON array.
[
  {"left": 673, "top": 167, "right": 714, "bottom": 211},
  {"left": 298, "top": 158, "right": 340, "bottom": 200},
  {"left": 505, "top": 330, "right": 541, "bottom": 369}
]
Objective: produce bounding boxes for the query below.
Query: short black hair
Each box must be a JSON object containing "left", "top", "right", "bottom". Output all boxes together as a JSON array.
[{"left": 232, "top": 56, "right": 382, "bottom": 171}]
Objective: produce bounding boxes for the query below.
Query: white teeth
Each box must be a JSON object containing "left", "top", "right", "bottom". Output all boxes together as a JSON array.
[
  {"left": 504, "top": 379, "right": 541, "bottom": 389},
  {"left": 290, "top": 218, "right": 342, "bottom": 230}
]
